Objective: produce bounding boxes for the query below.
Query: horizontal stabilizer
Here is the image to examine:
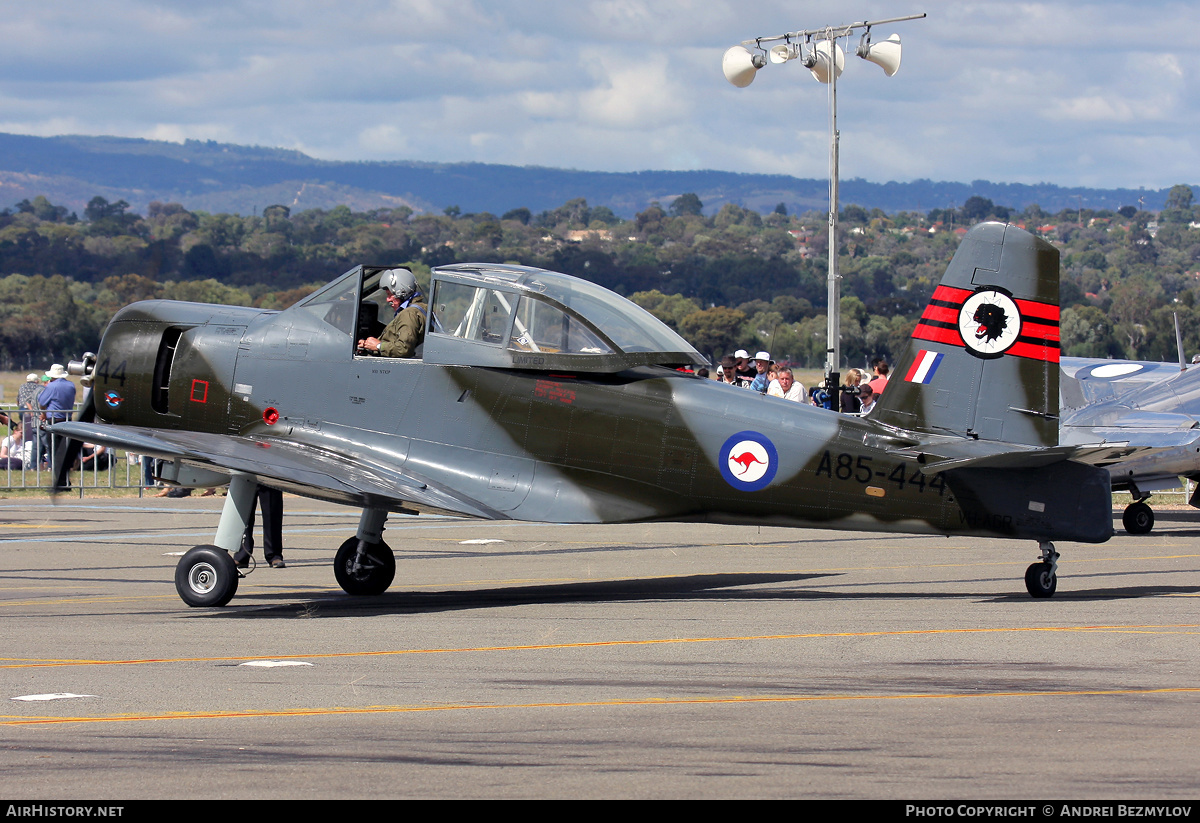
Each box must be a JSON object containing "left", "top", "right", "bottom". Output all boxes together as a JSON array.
[
  {"left": 1064, "top": 411, "right": 1200, "bottom": 431},
  {"left": 888, "top": 428, "right": 1200, "bottom": 475}
]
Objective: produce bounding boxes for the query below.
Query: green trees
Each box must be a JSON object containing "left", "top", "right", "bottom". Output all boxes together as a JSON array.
[
  {"left": 669, "top": 193, "right": 704, "bottom": 218},
  {"left": 2, "top": 186, "right": 1199, "bottom": 369},
  {"left": 679, "top": 307, "right": 747, "bottom": 360},
  {"left": 1161, "top": 185, "right": 1197, "bottom": 225},
  {"left": 0, "top": 274, "right": 98, "bottom": 370},
  {"left": 1165, "top": 184, "right": 1195, "bottom": 212},
  {"left": 1060, "top": 306, "right": 1117, "bottom": 358}
]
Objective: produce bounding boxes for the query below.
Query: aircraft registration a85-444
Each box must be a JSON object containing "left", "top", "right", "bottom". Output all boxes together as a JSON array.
[{"left": 54, "top": 222, "right": 1174, "bottom": 607}]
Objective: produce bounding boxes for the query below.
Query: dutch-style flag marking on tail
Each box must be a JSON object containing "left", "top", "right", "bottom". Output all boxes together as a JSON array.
[{"left": 905, "top": 349, "right": 944, "bottom": 384}]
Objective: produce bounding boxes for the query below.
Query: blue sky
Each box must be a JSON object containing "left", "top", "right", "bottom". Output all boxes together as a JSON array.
[{"left": 1, "top": 0, "right": 1196, "bottom": 190}]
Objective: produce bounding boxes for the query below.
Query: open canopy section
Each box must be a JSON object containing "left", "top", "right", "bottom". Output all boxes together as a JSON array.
[{"left": 423, "top": 263, "right": 707, "bottom": 372}]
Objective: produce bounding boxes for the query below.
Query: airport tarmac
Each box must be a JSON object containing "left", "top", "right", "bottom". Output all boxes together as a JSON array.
[{"left": 1, "top": 495, "right": 1198, "bottom": 800}]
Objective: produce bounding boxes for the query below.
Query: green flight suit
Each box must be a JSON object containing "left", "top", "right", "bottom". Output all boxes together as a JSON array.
[{"left": 378, "top": 300, "right": 427, "bottom": 358}]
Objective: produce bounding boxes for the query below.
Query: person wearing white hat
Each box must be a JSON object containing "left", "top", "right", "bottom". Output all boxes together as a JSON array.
[
  {"left": 17, "top": 373, "right": 41, "bottom": 432},
  {"left": 731, "top": 349, "right": 756, "bottom": 383},
  {"left": 37, "top": 364, "right": 76, "bottom": 470},
  {"left": 749, "top": 351, "right": 774, "bottom": 394}
]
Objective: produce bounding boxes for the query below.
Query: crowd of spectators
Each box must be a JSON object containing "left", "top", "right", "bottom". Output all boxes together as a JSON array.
[
  {"left": 710, "top": 350, "right": 889, "bottom": 415},
  {"left": 0, "top": 367, "right": 82, "bottom": 475},
  {"left": 1, "top": 365, "right": 167, "bottom": 488}
]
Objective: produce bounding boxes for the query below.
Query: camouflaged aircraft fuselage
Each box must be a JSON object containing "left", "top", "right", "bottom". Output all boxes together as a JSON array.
[{"left": 56, "top": 224, "right": 1130, "bottom": 604}]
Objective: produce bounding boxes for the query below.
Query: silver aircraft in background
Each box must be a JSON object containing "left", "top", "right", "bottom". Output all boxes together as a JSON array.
[{"left": 1061, "top": 355, "right": 1200, "bottom": 534}]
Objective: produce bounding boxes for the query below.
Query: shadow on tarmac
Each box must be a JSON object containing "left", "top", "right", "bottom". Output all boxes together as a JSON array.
[{"left": 176, "top": 570, "right": 1200, "bottom": 619}]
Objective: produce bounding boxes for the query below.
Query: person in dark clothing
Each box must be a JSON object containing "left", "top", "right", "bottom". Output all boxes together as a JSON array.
[
  {"left": 234, "top": 486, "right": 285, "bottom": 569},
  {"left": 840, "top": 368, "right": 864, "bottom": 414}
]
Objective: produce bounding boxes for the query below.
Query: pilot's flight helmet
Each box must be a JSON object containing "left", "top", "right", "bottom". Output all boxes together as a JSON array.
[{"left": 380, "top": 268, "right": 417, "bottom": 302}]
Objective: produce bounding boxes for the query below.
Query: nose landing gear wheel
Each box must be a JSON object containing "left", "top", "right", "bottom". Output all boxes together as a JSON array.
[
  {"left": 1122, "top": 501, "right": 1154, "bottom": 535},
  {"left": 175, "top": 545, "right": 240, "bottom": 607},
  {"left": 334, "top": 537, "right": 395, "bottom": 595}
]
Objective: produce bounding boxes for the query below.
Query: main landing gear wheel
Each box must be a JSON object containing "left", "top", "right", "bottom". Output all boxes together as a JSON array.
[
  {"left": 1024, "top": 562, "right": 1057, "bottom": 598},
  {"left": 334, "top": 536, "right": 395, "bottom": 596},
  {"left": 175, "top": 545, "right": 240, "bottom": 607},
  {"left": 1122, "top": 501, "right": 1154, "bottom": 535}
]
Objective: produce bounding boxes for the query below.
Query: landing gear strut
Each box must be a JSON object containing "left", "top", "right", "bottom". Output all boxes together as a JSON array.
[
  {"left": 174, "top": 472, "right": 256, "bottom": 607},
  {"left": 334, "top": 537, "right": 395, "bottom": 595},
  {"left": 1121, "top": 480, "right": 1155, "bottom": 535},
  {"left": 1024, "top": 540, "right": 1059, "bottom": 598},
  {"left": 333, "top": 507, "right": 395, "bottom": 596},
  {"left": 171, "top": 484, "right": 402, "bottom": 605}
]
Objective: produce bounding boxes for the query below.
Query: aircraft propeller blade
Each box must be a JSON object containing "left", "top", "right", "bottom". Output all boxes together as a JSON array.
[{"left": 51, "top": 387, "right": 95, "bottom": 492}]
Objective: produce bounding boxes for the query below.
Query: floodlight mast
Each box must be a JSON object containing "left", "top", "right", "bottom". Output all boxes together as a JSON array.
[{"left": 723, "top": 13, "right": 925, "bottom": 399}]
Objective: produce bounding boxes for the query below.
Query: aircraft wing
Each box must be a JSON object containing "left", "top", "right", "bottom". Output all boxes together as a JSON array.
[
  {"left": 1060, "top": 356, "right": 1196, "bottom": 412},
  {"left": 1060, "top": 356, "right": 1184, "bottom": 384},
  {"left": 50, "top": 421, "right": 507, "bottom": 520}
]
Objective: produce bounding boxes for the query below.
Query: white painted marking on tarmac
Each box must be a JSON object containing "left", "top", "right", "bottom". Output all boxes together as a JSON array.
[
  {"left": 459, "top": 538, "right": 505, "bottom": 544},
  {"left": 11, "top": 693, "right": 97, "bottom": 701},
  {"left": 238, "top": 661, "right": 313, "bottom": 668}
]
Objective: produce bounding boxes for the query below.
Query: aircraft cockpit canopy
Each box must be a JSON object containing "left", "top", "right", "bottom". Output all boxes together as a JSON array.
[
  {"left": 424, "top": 264, "right": 707, "bottom": 372},
  {"left": 285, "top": 262, "right": 707, "bottom": 373}
]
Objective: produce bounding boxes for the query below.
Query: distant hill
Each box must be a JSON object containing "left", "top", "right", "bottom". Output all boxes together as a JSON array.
[{"left": 0, "top": 132, "right": 1180, "bottom": 218}]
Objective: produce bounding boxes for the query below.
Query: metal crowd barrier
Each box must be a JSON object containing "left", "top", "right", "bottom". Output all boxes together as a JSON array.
[
  {"left": 0, "top": 405, "right": 161, "bottom": 497},
  {"left": 3, "top": 403, "right": 1195, "bottom": 504}
]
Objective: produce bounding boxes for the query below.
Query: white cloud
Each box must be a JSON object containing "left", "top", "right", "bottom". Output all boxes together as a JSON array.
[
  {"left": 578, "top": 55, "right": 690, "bottom": 129},
  {"left": 0, "top": 1, "right": 1199, "bottom": 188},
  {"left": 1057, "top": 94, "right": 1139, "bottom": 122}
]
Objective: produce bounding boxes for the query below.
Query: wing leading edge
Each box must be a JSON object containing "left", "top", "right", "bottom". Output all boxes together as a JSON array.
[{"left": 51, "top": 421, "right": 507, "bottom": 520}]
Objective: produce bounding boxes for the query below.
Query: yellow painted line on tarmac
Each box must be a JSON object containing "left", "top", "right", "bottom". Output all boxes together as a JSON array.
[
  {"left": 0, "top": 584, "right": 111, "bottom": 592},
  {"left": 1080, "top": 553, "right": 1200, "bottom": 562},
  {"left": 1, "top": 623, "right": 1197, "bottom": 670},
  {"left": 0, "top": 593, "right": 182, "bottom": 607},
  {"left": 4, "top": 686, "right": 1200, "bottom": 727}
]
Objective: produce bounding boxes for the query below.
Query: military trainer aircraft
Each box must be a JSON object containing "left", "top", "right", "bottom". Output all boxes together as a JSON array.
[{"left": 52, "top": 222, "right": 1171, "bottom": 607}]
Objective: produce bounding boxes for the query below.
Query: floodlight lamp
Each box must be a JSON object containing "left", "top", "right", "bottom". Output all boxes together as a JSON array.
[{"left": 723, "top": 45, "right": 766, "bottom": 88}]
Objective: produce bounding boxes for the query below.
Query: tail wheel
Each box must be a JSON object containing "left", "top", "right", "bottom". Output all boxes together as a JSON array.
[
  {"left": 334, "top": 537, "right": 395, "bottom": 596},
  {"left": 1024, "top": 561, "right": 1057, "bottom": 598},
  {"left": 175, "top": 545, "right": 239, "bottom": 607},
  {"left": 1122, "top": 501, "right": 1154, "bottom": 535}
]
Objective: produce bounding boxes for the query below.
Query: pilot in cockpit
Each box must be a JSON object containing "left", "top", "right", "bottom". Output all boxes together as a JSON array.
[{"left": 357, "top": 268, "right": 428, "bottom": 358}]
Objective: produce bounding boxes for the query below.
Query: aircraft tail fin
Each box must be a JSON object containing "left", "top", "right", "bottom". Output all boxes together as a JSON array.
[{"left": 869, "top": 222, "right": 1061, "bottom": 446}]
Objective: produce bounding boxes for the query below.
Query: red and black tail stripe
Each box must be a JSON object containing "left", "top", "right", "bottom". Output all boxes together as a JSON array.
[{"left": 912, "top": 285, "right": 1060, "bottom": 363}]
